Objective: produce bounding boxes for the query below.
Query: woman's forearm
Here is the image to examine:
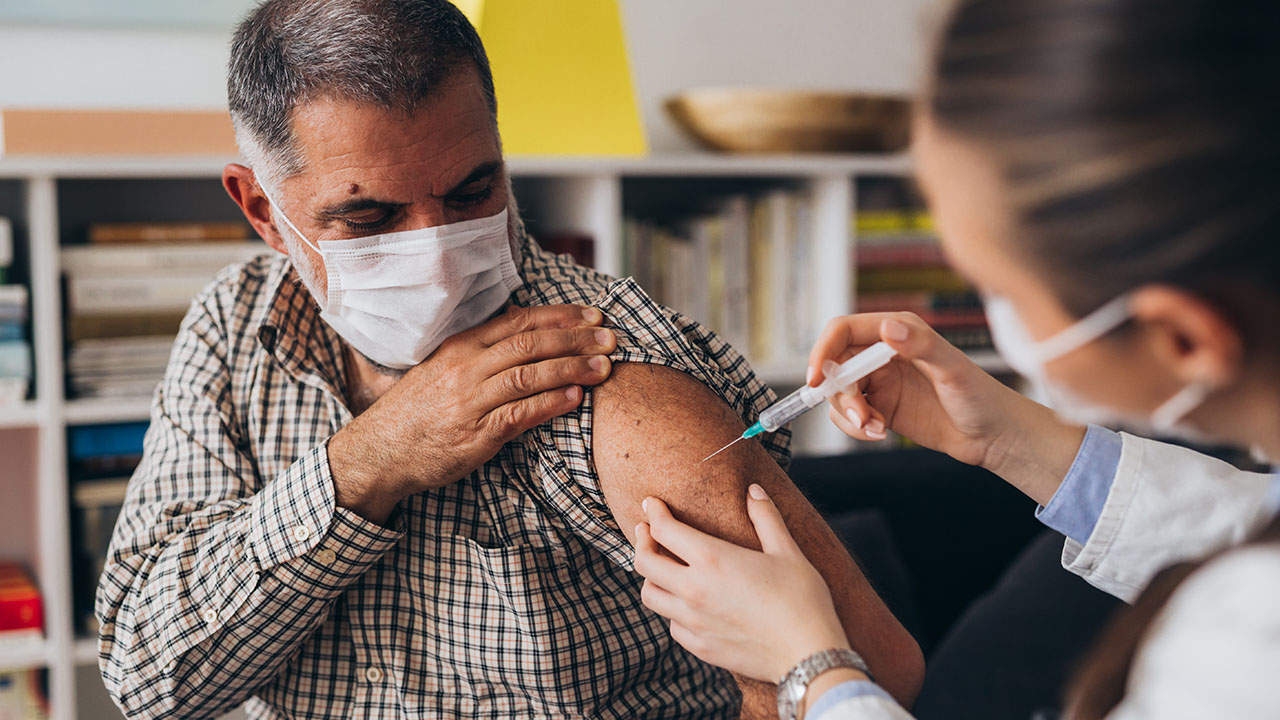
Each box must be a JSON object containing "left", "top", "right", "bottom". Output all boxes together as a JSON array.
[{"left": 983, "top": 392, "right": 1088, "bottom": 507}]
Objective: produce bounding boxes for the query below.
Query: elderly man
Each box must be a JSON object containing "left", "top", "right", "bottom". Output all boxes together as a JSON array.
[{"left": 96, "top": 0, "right": 922, "bottom": 717}]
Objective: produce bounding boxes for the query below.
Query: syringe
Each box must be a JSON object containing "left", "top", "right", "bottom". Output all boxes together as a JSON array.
[{"left": 703, "top": 342, "right": 899, "bottom": 462}]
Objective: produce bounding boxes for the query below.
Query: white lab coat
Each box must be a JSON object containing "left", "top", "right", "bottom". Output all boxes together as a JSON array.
[{"left": 814, "top": 433, "right": 1279, "bottom": 720}]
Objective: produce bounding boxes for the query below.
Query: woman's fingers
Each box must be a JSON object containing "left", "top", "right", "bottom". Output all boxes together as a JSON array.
[
  {"left": 638, "top": 578, "right": 691, "bottom": 626},
  {"left": 827, "top": 395, "right": 888, "bottom": 441},
  {"left": 878, "top": 315, "right": 970, "bottom": 384},
  {"left": 633, "top": 522, "right": 690, "bottom": 589},
  {"left": 746, "top": 484, "right": 801, "bottom": 557},
  {"left": 807, "top": 314, "right": 891, "bottom": 386},
  {"left": 641, "top": 496, "right": 734, "bottom": 565}
]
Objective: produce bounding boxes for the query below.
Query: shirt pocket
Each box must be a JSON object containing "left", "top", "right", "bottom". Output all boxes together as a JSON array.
[{"left": 402, "top": 534, "right": 608, "bottom": 717}]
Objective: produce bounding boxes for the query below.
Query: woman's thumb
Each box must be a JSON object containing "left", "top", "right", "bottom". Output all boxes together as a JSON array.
[{"left": 746, "top": 484, "right": 800, "bottom": 556}]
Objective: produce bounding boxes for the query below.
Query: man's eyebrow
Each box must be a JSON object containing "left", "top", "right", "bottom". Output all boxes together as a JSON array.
[
  {"left": 442, "top": 160, "right": 502, "bottom": 196},
  {"left": 317, "top": 197, "right": 405, "bottom": 217}
]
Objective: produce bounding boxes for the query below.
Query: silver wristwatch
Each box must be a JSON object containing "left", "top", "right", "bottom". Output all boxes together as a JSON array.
[{"left": 776, "top": 647, "right": 872, "bottom": 720}]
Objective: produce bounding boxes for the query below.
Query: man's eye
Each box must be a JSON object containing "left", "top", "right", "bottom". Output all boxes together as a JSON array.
[
  {"left": 450, "top": 185, "right": 493, "bottom": 207},
  {"left": 341, "top": 208, "right": 392, "bottom": 230}
]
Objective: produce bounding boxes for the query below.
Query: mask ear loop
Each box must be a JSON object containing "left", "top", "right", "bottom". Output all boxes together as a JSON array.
[
  {"left": 258, "top": 181, "right": 322, "bottom": 255},
  {"left": 1032, "top": 294, "right": 1134, "bottom": 364},
  {"left": 1150, "top": 380, "right": 1213, "bottom": 433}
]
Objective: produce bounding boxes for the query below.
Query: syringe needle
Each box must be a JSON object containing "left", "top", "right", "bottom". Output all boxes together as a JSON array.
[{"left": 702, "top": 435, "right": 745, "bottom": 463}]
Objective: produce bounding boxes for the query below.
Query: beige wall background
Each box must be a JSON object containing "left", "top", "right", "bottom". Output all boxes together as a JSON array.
[{"left": 0, "top": 0, "right": 943, "bottom": 153}]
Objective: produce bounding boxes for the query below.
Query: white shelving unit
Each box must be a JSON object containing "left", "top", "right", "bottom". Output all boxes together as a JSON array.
[{"left": 0, "top": 152, "right": 1003, "bottom": 719}]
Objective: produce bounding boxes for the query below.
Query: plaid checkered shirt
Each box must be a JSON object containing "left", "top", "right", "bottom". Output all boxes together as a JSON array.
[{"left": 97, "top": 236, "right": 791, "bottom": 719}]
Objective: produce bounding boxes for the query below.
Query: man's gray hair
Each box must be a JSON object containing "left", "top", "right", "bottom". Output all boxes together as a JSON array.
[{"left": 228, "top": 0, "right": 497, "bottom": 188}]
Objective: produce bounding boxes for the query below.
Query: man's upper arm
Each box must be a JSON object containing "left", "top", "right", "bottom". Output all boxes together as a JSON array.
[{"left": 592, "top": 362, "right": 924, "bottom": 707}]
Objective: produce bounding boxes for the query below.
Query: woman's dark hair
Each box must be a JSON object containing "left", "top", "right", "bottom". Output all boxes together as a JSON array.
[
  {"left": 926, "top": 1, "right": 1280, "bottom": 717},
  {"left": 926, "top": 0, "right": 1280, "bottom": 327}
]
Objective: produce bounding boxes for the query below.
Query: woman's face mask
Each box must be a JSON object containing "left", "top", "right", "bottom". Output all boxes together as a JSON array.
[
  {"left": 983, "top": 293, "right": 1214, "bottom": 437},
  {"left": 262, "top": 184, "right": 522, "bottom": 370}
]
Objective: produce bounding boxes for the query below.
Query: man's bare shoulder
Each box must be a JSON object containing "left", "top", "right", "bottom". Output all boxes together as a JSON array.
[{"left": 592, "top": 362, "right": 785, "bottom": 546}]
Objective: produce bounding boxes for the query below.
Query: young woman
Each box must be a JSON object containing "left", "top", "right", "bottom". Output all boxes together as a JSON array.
[{"left": 632, "top": 0, "right": 1280, "bottom": 718}]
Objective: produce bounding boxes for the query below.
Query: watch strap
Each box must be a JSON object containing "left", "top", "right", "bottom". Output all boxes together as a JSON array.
[{"left": 776, "top": 647, "right": 872, "bottom": 720}]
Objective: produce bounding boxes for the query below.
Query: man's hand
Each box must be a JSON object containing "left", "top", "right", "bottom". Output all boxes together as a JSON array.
[{"left": 329, "top": 304, "right": 616, "bottom": 522}]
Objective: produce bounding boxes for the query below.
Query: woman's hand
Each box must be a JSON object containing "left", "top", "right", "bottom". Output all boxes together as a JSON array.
[
  {"left": 808, "top": 313, "right": 1084, "bottom": 505},
  {"left": 633, "top": 484, "right": 850, "bottom": 684}
]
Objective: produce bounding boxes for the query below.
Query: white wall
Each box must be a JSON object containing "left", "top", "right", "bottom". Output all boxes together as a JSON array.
[{"left": 0, "top": 0, "right": 941, "bottom": 153}]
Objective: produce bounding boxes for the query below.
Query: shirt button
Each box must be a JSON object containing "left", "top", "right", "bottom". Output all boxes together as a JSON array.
[
  {"left": 201, "top": 608, "right": 218, "bottom": 624},
  {"left": 365, "top": 666, "right": 384, "bottom": 683},
  {"left": 316, "top": 548, "right": 337, "bottom": 565},
  {"left": 291, "top": 525, "right": 311, "bottom": 542}
]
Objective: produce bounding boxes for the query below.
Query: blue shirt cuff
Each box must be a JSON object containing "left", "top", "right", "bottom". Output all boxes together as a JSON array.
[
  {"left": 806, "top": 680, "right": 894, "bottom": 720},
  {"left": 1036, "top": 424, "right": 1123, "bottom": 544},
  {"left": 1266, "top": 472, "right": 1280, "bottom": 517}
]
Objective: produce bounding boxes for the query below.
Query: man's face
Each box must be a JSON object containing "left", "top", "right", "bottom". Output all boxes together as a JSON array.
[{"left": 266, "top": 66, "right": 509, "bottom": 295}]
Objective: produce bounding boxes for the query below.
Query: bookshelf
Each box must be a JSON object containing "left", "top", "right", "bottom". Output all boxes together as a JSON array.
[{"left": 0, "top": 152, "right": 1006, "bottom": 719}]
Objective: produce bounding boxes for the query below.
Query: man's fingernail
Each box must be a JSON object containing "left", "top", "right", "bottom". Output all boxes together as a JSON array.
[
  {"left": 846, "top": 408, "right": 863, "bottom": 428},
  {"left": 749, "top": 483, "right": 768, "bottom": 500},
  {"left": 595, "top": 329, "right": 613, "bottom": 347},
  {"left": 583, "top": 307, "right": 601, "bottom": 323},
  {"left": 805, "top": 366, "right": 815, "bottom": 385},
  {"left": 883, "top": 318, "right": 909, "bottom": 342},
  {"left": 589, "top": 356, "right": 608, "bottom": 373},
  {"left": 641, "top": 498, "right": 650, "bottom": 513},
  {"left": 566, "top": 386, "right": 581, "bottom": 401}
]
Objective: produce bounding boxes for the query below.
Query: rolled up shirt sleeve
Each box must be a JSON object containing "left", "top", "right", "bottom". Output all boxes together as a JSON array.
[
  {"left": 1036, "top": 425, "right": 1123, "bottom": 544},
  {"left": 95, "top": 299, "right": 402, "bottom": 719}
]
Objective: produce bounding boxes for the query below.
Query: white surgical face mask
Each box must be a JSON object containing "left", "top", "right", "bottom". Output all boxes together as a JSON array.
[
  {"left": 262, "top": 185, "right": 521, "bottom": 370},
  {"left": 983, "top": 293, "right": 1213, "bottom": 436}
]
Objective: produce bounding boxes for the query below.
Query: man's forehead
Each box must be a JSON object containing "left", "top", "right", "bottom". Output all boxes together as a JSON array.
[{"left": 288, "top": 80, "right": 499, "bottom": 198}]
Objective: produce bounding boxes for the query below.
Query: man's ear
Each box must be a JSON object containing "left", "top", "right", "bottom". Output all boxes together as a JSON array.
[
  {"left": 1130, "top": 285, "right": 1244, "bottom": 388},
  {"left": 223, "top": 163, "right": 288, "bottom": 255}
]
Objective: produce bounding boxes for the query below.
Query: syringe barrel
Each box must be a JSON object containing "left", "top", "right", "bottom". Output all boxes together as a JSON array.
[{"left": 757, "top": 385, "right": 822, "bottom": 432}]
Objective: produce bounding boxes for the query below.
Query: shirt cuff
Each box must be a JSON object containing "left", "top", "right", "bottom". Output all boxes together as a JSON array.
[
  {"left": 806, "top": 680, "right": 895, "bottom": 720},
  {"left": 247, "top": 443, "right": 403, "bottom": 590},
  {"left": 1036, "top": 424, "right": 1123, "bottom": 544}
]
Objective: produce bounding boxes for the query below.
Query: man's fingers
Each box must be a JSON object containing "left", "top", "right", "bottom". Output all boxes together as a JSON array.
[
  {"left": 481, "top": 385, "right": 583, "bottom": 443},
  {"left": 484, "top": 326, "right": 616, "bottom": 374},
  {"left": 482, "top": 355, "right": 612, "bottom": 407},
  {"left": 746, "top": 484, "right": 802, "bottom": 556},
  {"left": 633, "top": 522, "right": 689, "bottom": 589},
  {"left": 641, "top": 496, "right": 733, "bottom": 566},
  {"left": 471, "top": 304, "right": 604, "bottom": 346}
]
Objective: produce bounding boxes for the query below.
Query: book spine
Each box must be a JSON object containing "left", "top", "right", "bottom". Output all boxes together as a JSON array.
[
  {"left": 88, "top": 222, "right": 251, "bottom": 245},
  {"left": 68, "top": 274, "right": 208, "bottom": 314},
  {"left": 67, "top": 312, "right": 186, "bottom": 341},
  {"left": 61, "top": 242, "right": 263, "bottom": 274}
]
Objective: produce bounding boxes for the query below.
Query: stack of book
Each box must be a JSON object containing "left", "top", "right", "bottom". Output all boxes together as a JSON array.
[
  {"left": 62, "top": 222, "right": 263, "bottom": 400},
  {"left": 0, "top": 563, "right": 43, "bottom": 655},
  {"left": 623, "top": 190, "right": 816, "bottom": 369},
  {"left": 0, "top": 217, "right": 31, "bottom": 405},
  {"left": 0, "top": 667, "right": 47, "bottom": 720},
  {"left": 68, "top": 422, "right": 146, "bottom": 634},
  {"left": 855, "top": 210, "right": 992, "bottom": 353}
]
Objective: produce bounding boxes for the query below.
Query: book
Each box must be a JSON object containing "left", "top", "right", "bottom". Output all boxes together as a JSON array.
[
  {"left": 71, "top": 478, "right": 130, "bottom": 634},
  {"left": 86, "top": 222, "right": 253, "bottom": 245},
  {"left": 68, "top": 422, "right": 150, "bottom": 464},
  {"left": 0, "top": 218, "right": 11, "bottom": 272},
  {"left": 0, "top": 341, "right": 31, "bottom": 379},
  {"left": 0, "top": 668, "right": 49, "bottom": 719},
  {"left": 0, "top": 108, "right": 237, "bottom": 156},
  {"left": 0, "top": 564, "right": 43, "bottom": 643},
  {"left": 62, "top": 242, "right": 264, "bottom": 274},
  {"left": 855, "top": 209, "right": 934, "bottom": 234},
  {"left": 857, "top": 266, "right": 972, "bottom": 294},
  {"left": 67, "top": 273, "right": 212, "bottom": 314},
  {"left": 533, "top": 231, "right": 594, "bottom": 268},
  {"left": 66, "top": 311, "right": 187, "bottom": 342}
]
